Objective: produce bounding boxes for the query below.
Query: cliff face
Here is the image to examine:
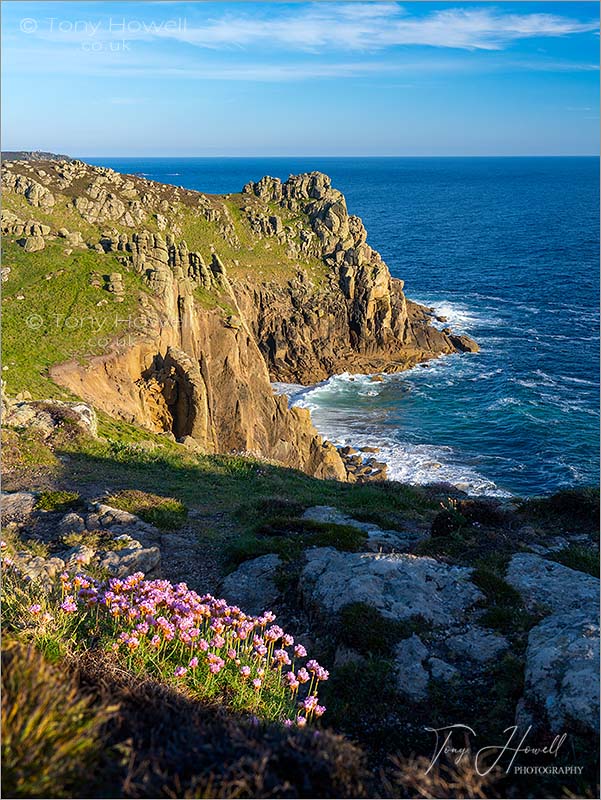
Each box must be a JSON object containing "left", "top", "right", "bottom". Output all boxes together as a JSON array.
[
  {"left": 48, "top": 230, "right": 346, "bottom": 481},
  {"left": 1, "top": 158, "right": 477, "bottom": 481}
]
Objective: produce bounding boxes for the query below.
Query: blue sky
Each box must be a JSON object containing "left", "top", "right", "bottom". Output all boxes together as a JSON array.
[{"left": 1, "top": 1, "right": 599, "bottom": 156}]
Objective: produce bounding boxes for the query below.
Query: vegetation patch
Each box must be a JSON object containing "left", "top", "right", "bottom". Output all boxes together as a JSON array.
[
  {"left": 227, "top": 517, "right": 368, "bottom": 568},
  {"left": 1, "top": 639, "right": 110, "bottom": 799},
  {"left": 549, "top": 544, "right": 600, "bottom": 577},
  {"left": 35, "top": 490, "right": 83, "bottom": 513},
  {"left": 105, "top": 489, "right": 188, "bottom": 530},
  {"left": 2, "top": 564, "right": 329, "bottom": 728},
  {"left": 337, "top": 602, "right": 425, "bottom": 657},
  {"left": 520, "top": 487, "right": 600, "bottom": 534}
]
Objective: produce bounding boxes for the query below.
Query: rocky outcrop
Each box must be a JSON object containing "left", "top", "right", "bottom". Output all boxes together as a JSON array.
[
  {"left": 238, "top": 172, "right": 478, "bottom": 383},
  {"left": 300, "top": 548, "right": 483, "bottom": 625},
  {"left": 48, "top": 245, "right": 347, "bottom": 481},
  {"left": 506, "top": 553, "right": 600, "bottom": 735}
]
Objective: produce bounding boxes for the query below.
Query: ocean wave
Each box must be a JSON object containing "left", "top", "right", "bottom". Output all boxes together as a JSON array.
[
  {"left": 411, "top": 298, "right": 502, "bottom": 333},
  {"left": 273, "top": 374, "right": 511, "bottom": 497}
]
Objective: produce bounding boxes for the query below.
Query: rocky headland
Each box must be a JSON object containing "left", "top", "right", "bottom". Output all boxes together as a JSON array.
[
  {"left": 2, "top": 155, "right": 598, "bottom": 800},
  {"left": 1, "top": 157, "right": 477, "bottom": 483}
]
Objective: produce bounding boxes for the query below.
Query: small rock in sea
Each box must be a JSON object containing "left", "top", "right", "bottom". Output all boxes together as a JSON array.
[{"left": 370, "top": 375, "right": 384, "bottom": 382}]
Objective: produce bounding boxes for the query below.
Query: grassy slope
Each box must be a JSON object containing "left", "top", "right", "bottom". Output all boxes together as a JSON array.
[{"left": 2, "top": 171, "right": 326, "bottom": 399}]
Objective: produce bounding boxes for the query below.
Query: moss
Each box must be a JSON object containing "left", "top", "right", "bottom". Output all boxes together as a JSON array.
[
  {"left": 549, "top": 544, "right": 600, "bottom": 577},
  {"left": 226, "top": 517, "right": 367, "bottom": 568},
  {"left": 105, "top": 489, "right": 188, "bottom": 531},
  {"left": 337, "top": 603, "right": 425, "bottom": 657},
  {"left": 35, "top": 490, "right": 83, "bottom": 513}
]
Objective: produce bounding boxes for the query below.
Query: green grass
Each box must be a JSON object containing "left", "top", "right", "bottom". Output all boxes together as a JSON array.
[
  {"left": 105, "top": 489, "right": 188, "bottom": 531},
  {"left": 226, "top": 517, "right": 368, "bottom": 567},
  {"left": 1, "top": 239, "right": 147, "bottom": 398},
  {"left": 35, "top": 490, "right": 83, "bottom": 513},
  {"left": 549, "top": 544, "right": 600, "bottom": 577},
  {"left": 520, "top": 487, "right": 600, "bottom": 534},
  {"left": 1, "top": 639, "right": 110, "bottom": 799}
]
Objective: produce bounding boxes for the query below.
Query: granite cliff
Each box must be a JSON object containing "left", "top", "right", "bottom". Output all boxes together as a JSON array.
[{"left": 1, "top": 158, "right": 477, "bottom": 479}]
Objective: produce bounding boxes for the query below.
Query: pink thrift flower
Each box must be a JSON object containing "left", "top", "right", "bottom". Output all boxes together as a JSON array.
[
  {"left": 293, "top": 644, "right": 307, "bottom": 658},
  {"left": 188, "top": 656, "right": 199, "bottom": 669},
  {"left": 315, "top": 705, "right": 326, "bottom": 718},
  {"left": 240, "top": 665, "right": 251, "bottom": 678},
  {"left": 28, "top": 604, "right": 42, "bottom": 614},
  {"left": 174, "top": 666, "right": 187, "bottom": 678},
  {"left": 297, "top": 668, "right": 310, "bottom": 684},
  {"left": 282, "top": 634, "right": 294, "bottom": 647},
  {"left": 296, "top": 716, "right": 307, "bottom": 728},
  {"left": 60, "top": 596, "right": 77, "bottom": 613},
  {"left": 150, "top": 635, "right": 161, "bottom": 647},
  {"left": 252, "top": 678, "right": 262, "bottom": 691}
]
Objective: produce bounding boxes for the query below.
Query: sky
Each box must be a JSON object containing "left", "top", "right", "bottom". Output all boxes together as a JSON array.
[{"left": 1, "top": 1, "right": 599, "bottom": 156}]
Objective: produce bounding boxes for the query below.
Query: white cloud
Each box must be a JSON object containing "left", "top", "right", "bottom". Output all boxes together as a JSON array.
[{"left": 150, "top": 3, "right": 598, "bottom": 52}]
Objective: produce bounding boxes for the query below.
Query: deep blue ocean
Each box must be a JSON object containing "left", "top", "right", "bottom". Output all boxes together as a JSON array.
[{"left": 87, "top": 156, "right": 600, "bottom": 497}]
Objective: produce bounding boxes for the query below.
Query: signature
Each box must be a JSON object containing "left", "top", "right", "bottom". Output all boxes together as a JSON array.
[{"left": 425, "top": 724, "right": 567, "bottom": 776}]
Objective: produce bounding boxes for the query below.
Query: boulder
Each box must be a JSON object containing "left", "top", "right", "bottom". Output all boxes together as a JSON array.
[
  {"left": 446, "top": 628, "right": 509, "bottom": 663},
  {"left": 1, "top": 491, "right": 36, "bottom": 525},
  {"left": 523, "top": 610, "right": 599, "bottom": 734},
  {"left": 393, "top": 634, "right": 430, "bottom": 700},
  {"left": 220, "top": 554, "right": 282, "bottom": 616},
  {"left": 506, "top": 553, "right": 599, "bottom": 615},
  {"left": 99, "top": 544, "right": 161, "bottom": 578},
  {"left": 301, "top": 548, "right": 483, "bottom": 626}
]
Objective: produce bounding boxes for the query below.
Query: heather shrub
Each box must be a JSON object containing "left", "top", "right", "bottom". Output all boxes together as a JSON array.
[{"left": 1, "top": 640, "right": 110, "bottom": 799}]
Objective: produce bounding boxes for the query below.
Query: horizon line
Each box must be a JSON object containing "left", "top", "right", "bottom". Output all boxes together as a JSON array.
[{"left": 75, "top": 153, "right": 600, "bottom": 159}]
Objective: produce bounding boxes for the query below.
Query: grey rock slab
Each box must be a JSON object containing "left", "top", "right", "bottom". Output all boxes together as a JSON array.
[
  {"left": 394, "top": 635, "right": 429, "bottom": 700},
  {"left": 506, "top": 553, "right": 599, "bottom": 615},
  {"left": 220, "top": 554, "right": 282, "bottom": 617},
  {"left": 523, "top": 610, "right": 599, "bottom": 735},
  {"left": 446, "top": 628, "right": 509, "bottom": 663},
  {"left": 59, "top": 512, "right": 86, "bottom": 534},
  {"left": 429, "top": 657, "right": 459, "bottom": 682},
  {"left": 99, "top": 545, "right": 161, "bottom": 578},
  {"left": 1, "top": 491, "right": 36, "bottom": 524},
  {"left": 301, "top": 547, "right": 483, "bottom": 625}
]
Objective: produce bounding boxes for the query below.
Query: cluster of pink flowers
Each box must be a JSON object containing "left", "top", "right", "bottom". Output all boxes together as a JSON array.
[{"left": 48, "top": 570, "right": 328, "bottom": 726}]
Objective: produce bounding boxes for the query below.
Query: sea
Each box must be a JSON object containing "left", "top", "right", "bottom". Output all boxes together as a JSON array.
[{"left": 86, "top": 156, "right": 600, "bottom": 497}]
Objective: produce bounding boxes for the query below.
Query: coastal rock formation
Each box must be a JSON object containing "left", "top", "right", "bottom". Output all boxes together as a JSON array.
[
  {"left": 237, "top": 172, "right": 477, "bottom": 383},
  {"left": 2, "top": 157, "right": 478, "bottom": 479}
]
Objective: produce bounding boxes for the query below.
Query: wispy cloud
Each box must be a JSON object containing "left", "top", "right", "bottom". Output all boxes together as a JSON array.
[{"left": 149, "top": 3, "right": 598, "bottom": 52}]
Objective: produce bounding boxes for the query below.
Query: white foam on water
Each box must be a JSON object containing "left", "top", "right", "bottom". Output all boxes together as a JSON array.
[
  {"left": 274, "top": 370, "right": 511, "bottom": 498},
  {"left": 410, "top": 297, "right": 502, "bottom": 334}
]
